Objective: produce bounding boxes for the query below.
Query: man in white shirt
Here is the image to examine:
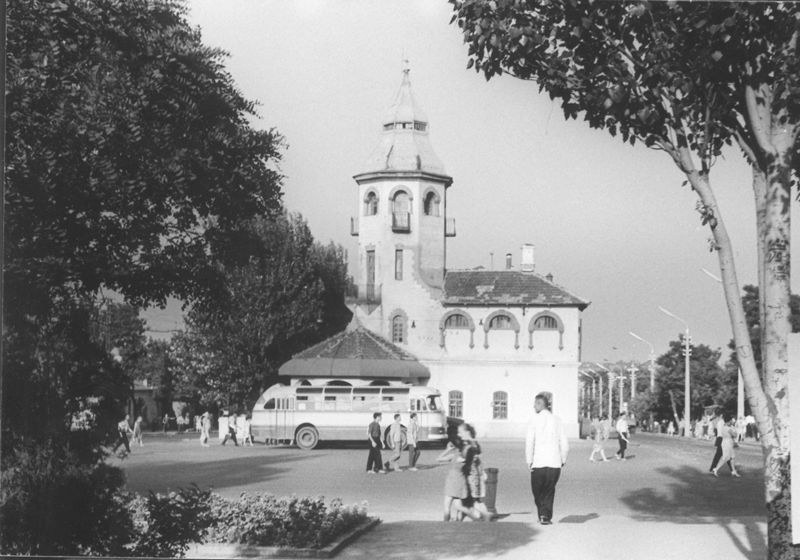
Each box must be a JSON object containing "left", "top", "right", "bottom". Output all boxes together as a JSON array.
[{"left": 525, "top": 392, "right": 569, "bottom": 525}]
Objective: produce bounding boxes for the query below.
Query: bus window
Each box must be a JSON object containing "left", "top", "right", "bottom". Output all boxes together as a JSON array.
[
  {"left": 382, "top": 396, "right": 395, "bottom": 402},
  {"left": 264, "top": 398, "right": 276, "bottom": 410},
  {"left": 427, "top": 396, "right": 443, "bottom": 411}
]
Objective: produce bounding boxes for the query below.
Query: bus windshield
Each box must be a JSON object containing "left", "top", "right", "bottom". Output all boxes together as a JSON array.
[{"left": 427, "top": 395, "right": 443, "bottom": 411}]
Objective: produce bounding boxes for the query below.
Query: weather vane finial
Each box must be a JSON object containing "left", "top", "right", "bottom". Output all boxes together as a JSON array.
[{"left": 402, "top": 51, "right": 410, "bottom": 75}]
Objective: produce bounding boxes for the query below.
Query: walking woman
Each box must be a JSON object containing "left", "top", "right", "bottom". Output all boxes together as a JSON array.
[
  {"left": 133, "top": 416, "right": 144, "bottom": 447},
  {"left": 437, "top": 429, "right": 482, "bottom": 522},
  {"left": 712, "top": 414, "right": 741, "bottom": 477},
  {"left": 588, "top": 416, "right": 609, "bottom": 462},
  {"left": 460, "top": 423, "right": 491, "bottom": 521},
  {"left": 615, "top": 412, "right": 629, "bottom": 460}
]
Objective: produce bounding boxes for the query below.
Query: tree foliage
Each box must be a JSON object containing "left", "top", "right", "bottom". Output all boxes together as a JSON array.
[
  {"left": 169, "top": 213, "right": 352, "bottom": 411},
  {"left": 6, "top": 0, "right": 284, "bottom": 313},
  {"left": 654, "top": 338, "right": 734, "bottom": 421},
  {"left": 3, "top": 0, "right": 287, "bottom": 552}
]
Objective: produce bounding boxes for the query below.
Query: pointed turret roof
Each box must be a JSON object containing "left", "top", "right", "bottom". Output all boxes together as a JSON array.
[{"left": 356, "top": 65, "right": 449, "bottom": 179}]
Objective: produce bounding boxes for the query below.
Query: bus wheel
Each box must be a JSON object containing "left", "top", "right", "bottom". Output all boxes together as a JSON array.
[{"left": 295, "top": 426, "right": 319, "bottom": 450}]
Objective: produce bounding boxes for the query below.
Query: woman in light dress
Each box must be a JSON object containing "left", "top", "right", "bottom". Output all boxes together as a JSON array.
[
  {"left": 712, "top": 413, "right": 741, "bottom": 478},
  {"left": 437, "top": 426, "right": 483, "bottom": 522},
  {"left": 460, "top": 423, "right": 491, "bottom": 520},
  {"left": 132, "top": 416, "right": 144, "bottom": 447}
]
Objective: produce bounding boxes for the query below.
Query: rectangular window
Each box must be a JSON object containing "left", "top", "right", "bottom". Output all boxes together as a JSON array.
[
  {"left": 492, "top": 391, "right": 508, "bottom": 420},
  {"left": 449, "top": 391, "right": 463, "bottom": 418},
  {"left": 395, "top": 249, "right": 403, "bottom": 280}
]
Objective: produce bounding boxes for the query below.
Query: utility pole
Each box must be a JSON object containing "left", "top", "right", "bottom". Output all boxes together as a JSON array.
[
  {"left": 627, "top": 364, "right": 638, "bottom": 402},
  {"left": 660, "top": 306, "right": 691, "bottom": 436},
  {"left": 630, "top": 331, "right": 656, "bottom": 429}
]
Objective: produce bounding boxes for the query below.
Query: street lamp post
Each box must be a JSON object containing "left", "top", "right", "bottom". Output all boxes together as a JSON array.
[
  {"left": 586, "top": 368, "right": 601, "bottom": 417},
  {"left": 579, "top": 371, "right": 594, "bottom": 417},
  {"left": 659, "top": 306, "right": 691, "bottom": 436},
  {"left": 629, "top": 331, "right": 656, "bottom": 429},
  {"left": 627, "top": 364, "right": 638, "bottom": 402},
  {"left": 594, "top": 362, "right": 612, "bottom": 418}
]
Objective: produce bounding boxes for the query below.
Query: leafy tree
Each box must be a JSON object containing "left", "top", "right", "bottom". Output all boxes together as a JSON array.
[
  {"left": 170, "top": 213, "right": 351, "bottom": 412},
  {"left": 727, "top": 285, "right": 800, "bottom": 377},
  {"left": 449, "top": 1, "right": 799, "bottom": 553},
  {"left": 135, "top": 339, "right": 173, "bottom": 414},
  {"left": 3, "top": 0, "right": 285, "bottom": 552},
  {"left": 654, "top": 338, "right": 734, "bottom": 422}
]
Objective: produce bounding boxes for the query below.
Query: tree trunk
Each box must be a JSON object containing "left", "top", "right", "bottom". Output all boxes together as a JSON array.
[
  {"left": 744, "top": 81, "right": 798, "bottom": 559},
  {"left": 760, "top": 151, "right": 794, "bottom": 559}
]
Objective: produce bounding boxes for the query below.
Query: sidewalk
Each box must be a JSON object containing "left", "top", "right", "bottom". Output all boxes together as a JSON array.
[{"left": 337, "top": 514, "right": 767, "bottom": 560}]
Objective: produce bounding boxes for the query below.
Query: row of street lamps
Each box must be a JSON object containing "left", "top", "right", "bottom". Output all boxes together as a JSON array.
[{"left": 581, "top": 290, "right": 746, "bottom": 433}]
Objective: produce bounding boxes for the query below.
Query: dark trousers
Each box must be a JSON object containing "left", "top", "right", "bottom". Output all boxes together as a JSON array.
[
  {"left": 367, "top": 444, "right": 383, "bottom": 472},
  {"left": 222, "top": 427, "right": 238, "bottom": 446},
  {"left": 617, "top": 436, "right": 628, "bottom": 458},
  {"left": 709, "top": 437, "right": 723, "bottom": 470},
  {"left": 530, "top": 467, "right": 561, "bottom": 522},
  {"left": 113, "top": 432, "right": 130, "bottom": 454},
  {"left": 407, "top": 444, "right": 421, "bottom": 467}
]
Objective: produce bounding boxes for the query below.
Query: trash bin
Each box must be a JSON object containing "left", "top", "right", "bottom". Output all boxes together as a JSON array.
[{"left": 483, "top": 467, "right": 499, "bottom": 517}]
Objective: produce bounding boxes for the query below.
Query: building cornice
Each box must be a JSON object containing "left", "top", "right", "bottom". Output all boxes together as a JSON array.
[{"left": 353, "top": 170, "right": 453, "bottom": 188}]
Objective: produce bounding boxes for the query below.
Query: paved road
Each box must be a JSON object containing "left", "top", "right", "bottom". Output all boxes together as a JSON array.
[{"left": 116, "top": 432, "right": 767, "bottom": 559}]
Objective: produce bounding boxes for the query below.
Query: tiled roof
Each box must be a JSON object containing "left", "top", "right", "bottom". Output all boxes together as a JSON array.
[
  {"left": 442, "top": 270, "right": 590, "bottom": 309},
  {"left": 279, "top": 325, "right": 430, "bottom": 380},
  {"left": 293, "top": 326, "right": 419, "bottom": 362}
]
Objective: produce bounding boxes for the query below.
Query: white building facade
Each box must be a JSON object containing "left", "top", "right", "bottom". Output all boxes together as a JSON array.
[{"left": 346, "top": 68, "right": 590, "bottom": 438}]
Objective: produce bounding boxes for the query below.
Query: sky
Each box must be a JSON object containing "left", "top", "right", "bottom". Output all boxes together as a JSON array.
[{"left": 144, "top": 0, "right": 800, "bottom": 365}]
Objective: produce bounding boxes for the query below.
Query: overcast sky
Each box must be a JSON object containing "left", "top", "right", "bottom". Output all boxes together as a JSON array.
[{"left": 144, "top": 0, "right": 800, "bottom": 365}]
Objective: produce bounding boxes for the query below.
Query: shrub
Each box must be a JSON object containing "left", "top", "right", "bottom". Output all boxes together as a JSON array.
[
  {"left": 205, "top": 494, "right": 370, "bottom": 549},
  {"left": 0, "top": 442, "right": 133, "bottom": 556},
  {"left": 125, "top": 485, "right": 214, "bottom": 557}
]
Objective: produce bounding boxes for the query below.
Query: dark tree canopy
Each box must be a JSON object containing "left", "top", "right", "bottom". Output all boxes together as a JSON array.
[
  {"left": 5, "top": 0, "right": 284, "bottom": 314},
  {"left": 170, "top": 213, "right": 352, "bottom": 411}
]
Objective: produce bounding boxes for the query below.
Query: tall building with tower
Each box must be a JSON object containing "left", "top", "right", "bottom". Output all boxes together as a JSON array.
[{"left": 282, "top": 66, "right": 590, "bottom": 437}]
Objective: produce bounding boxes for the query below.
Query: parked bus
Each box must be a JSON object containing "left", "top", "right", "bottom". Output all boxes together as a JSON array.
[{"left": 251, "top": 383, "right": 449, "bottom": 450}]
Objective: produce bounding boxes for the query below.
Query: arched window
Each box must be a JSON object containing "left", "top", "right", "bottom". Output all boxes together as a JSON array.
[
  {"left": 449, "top": 390, "right": 463, "bottom": 418},
  {"left": 363, "top": 191, "right": 378, "bottom": 216},
  {"left": 492, "top": 391, "right": 508, "bottom": 419},
  {"left": 528, "top": 312, "right": 565, "bottom": 350},
  {"left": 423, "top": 190, "right": 440, "bottom": 216},
  {"left": 392, "top": 190, "right": 411, "bottom": 232},
  {"left": 483, "top": 311, "right": 520, "bottom": 349},
  {"left": 488, "top": 315, "right": 513, "bottom": 330},
  {"left": 391, "top": 314, "right": 406, "bottom": 344},
  {"left": 439, "top": 310, "right": 475, "bottom": 348},
  {"left": 534, "top": 315, "right": 558, "bottom": 330},
  {"left": 445, "top": 314, "right": 470, "bottom": 329}
]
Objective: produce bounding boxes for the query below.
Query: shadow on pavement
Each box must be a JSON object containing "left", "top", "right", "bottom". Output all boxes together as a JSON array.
[
  {"left": 620, "top": 464, "right": 766, "bottom": 560},
  {"left": 339, "top": 521, "right": 537, "bottom": 559},
  {"left": 558, "top": 513, "right": 599, "bottom": 523},
  {"left": 123, "top": 453, "right": 315, "bottom": 494}
]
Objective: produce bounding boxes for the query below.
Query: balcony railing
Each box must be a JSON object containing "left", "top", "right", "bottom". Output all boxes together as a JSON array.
[
  {"left": 392, "top": 212, "right": 411, "bottom": 233},
  {"left": 350, "top": 217, "right": 359, "bottom": 236},
  {"left": 345, "top": 283, "right": 382, "bottom": 307},
  {"left": 445, "top": 217, "right": 456, "bottom": 237}
]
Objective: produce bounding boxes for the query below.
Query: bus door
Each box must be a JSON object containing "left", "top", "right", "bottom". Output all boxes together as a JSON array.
[
  {"left": 410, "top": 396, "right": 428, "bottom": 434},
  {"left": 276, "top": 397, "right": 295, "bottom": 441}
]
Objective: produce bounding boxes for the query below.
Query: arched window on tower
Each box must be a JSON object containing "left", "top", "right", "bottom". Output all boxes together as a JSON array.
[
  {"left": 391, "top": 314, "right": 406, "bottom": 344},
  {"left": 439, "top": 310, "right": 475, "bottom": 348},
  {"left": 423, "top": 190, "right": 440, "bottom": 216},
  {"left": 364, "top": 191, "right": 378, "bottom": 216},
  {"left": 392, "top": 190, "right": 411, "bottom": 232},
  {"left": 534, "top": 315, "right": 558, "bottom": 330},
  {"left": 488, "top": 315, "right": 513, "bottom": 330}
]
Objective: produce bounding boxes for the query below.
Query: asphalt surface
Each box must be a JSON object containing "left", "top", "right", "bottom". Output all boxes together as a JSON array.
[{"left": 116, "top": 432, "right": 767, "bottom": 559}]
